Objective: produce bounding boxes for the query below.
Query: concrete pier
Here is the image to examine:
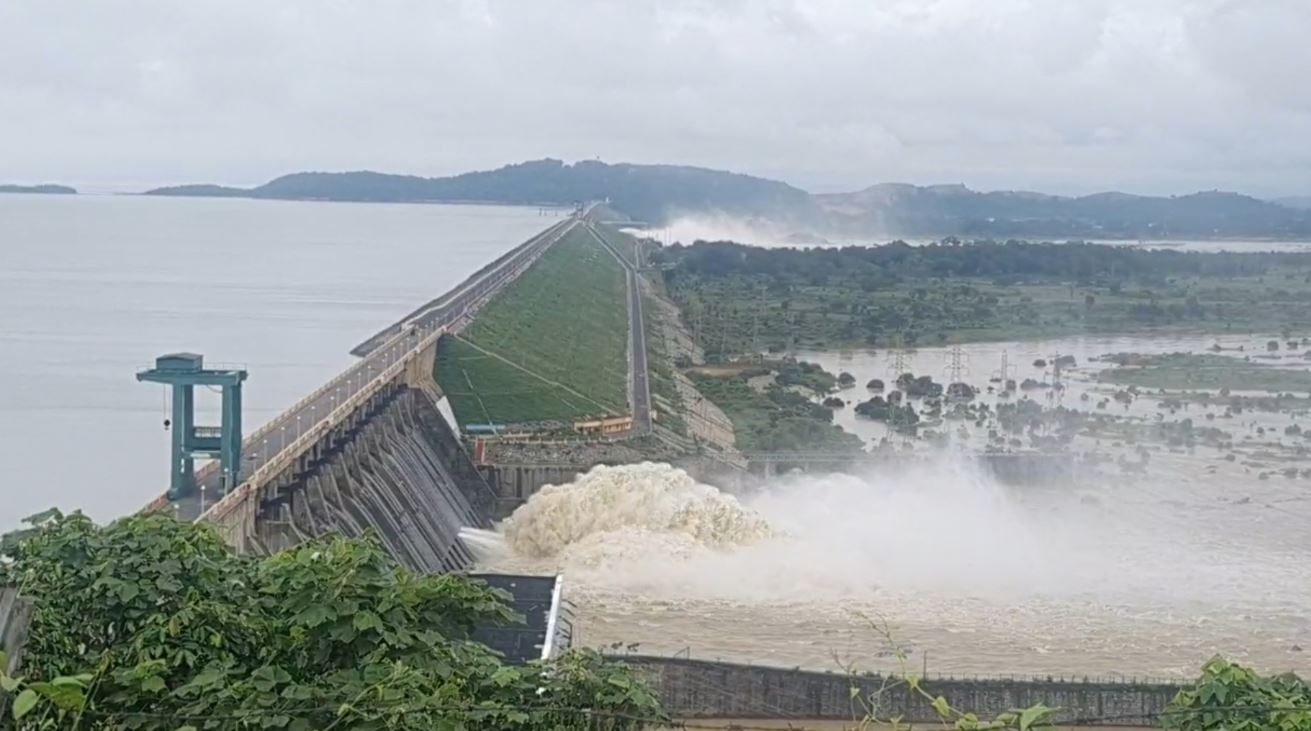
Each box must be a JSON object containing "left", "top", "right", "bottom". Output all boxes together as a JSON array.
[{"left": 250, "top": 387, "right": 495, "bottom": 573}]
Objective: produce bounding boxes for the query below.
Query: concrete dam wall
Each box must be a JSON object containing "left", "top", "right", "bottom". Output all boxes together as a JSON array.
[
  {"left": 248, "top": 386, "right": 497, "bottom": 574},
  {"left": 624, "top": 656, "right": 1183, "bottom": 727}
]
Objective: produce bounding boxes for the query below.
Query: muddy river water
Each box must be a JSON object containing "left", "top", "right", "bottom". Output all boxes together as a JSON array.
[{"left": 473, "top": 333, "right": 1311, "bottom": 681}]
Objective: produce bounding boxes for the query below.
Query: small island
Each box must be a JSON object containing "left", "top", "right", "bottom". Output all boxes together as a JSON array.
[
  {"left": 143, "top": 183, "right": 246, "bottom": 197},
  {"left": 0, "top": 183, "right": 77, "bottom": 195}
]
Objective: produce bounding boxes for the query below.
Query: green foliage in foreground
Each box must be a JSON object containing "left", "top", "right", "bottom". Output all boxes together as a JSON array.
[
  {"left": 1163, "top": 656, "right": 1311, "bottom": 730},
  {"left": 0, "top": 512, "right": 665, "bottom": 730}
]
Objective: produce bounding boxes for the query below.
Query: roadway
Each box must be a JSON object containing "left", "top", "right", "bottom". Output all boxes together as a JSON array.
[
  {"left": 584, "top": 222, "right": 653, "bottom": 433},
  {"left": 165, "top": 216, "right": 581, "bottom": 520}
]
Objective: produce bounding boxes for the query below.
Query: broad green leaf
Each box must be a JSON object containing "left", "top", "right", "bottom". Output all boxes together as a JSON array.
[
  {"left": 0, "top": 675, "right": 18, "bottom": 692},
  {"left": 186, "top": 667, "right": 225, "bottom": 689},
  {"left": 11, "top": 688, "right": 38, "bottom": 720},
  {"left": 932, "top": 695, "right": 951, "bottom": 719},
  {"left": 38, "top": 683, "right": 85, "bottom": 711},
  {"left": 352, "top": 610, "right": 383, "bottom": 632},
  {"left": 1019, "top": 704, "right": 1053, "bottom": 731},
  {"left": 117, "top": 582, "right": 141, "bottom": 602},
  {"left": 294, "top": 604, "right": 332, "bottom": 628},
  {"left": 141, "top": 675, "right": 166, "bottom": 693}
]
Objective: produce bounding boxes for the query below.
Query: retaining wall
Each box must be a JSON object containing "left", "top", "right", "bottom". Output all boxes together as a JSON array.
[{"left": 622, "top": 656, "right": 1184, "bottom": 727}]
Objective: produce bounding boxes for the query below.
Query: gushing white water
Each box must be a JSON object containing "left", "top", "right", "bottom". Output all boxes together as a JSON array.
[
  {"left": 501, "top": 462, "right": 773, "bottom": 558},
  {"left": 470, "top": 458, "right": 1311, "bottom": 676}
]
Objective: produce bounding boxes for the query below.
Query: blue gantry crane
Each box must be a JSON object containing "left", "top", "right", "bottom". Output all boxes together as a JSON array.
[{"left": 136, "top": 353, "right": 247, "bottom": 500}]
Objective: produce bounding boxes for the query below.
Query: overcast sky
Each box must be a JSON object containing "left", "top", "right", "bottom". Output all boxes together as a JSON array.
[{"left": 2, "top": 0, "right": 1308, "bottom": 196}]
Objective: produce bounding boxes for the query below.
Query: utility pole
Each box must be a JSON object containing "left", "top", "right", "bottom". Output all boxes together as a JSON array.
[
  {"left": 719, "top": 307, "right": 732, "bottom": 359},
  {"left": 692, "top": 303, "right": 703, "bottom": 359},
  {"left": 750, "top": 286, "right": 765, "bottom": 358}
]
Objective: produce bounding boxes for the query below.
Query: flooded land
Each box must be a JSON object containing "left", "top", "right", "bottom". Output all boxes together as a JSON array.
[{"left": 475, "top": 329, "right": 1311, "bottom": 680}]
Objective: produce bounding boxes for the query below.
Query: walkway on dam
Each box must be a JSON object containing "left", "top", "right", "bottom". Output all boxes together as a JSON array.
[
  {"left": 162, "top": 217, "right": 581, "bottom": 521},
  {"left": 585, "top": 222, "right": 653, "bottom": 433}
]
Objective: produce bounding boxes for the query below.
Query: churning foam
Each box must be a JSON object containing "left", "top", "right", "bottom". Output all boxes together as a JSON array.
[
  {"left": 473, "top": 458, "right": 1311, "bottom": 605},
  {"left": 495, "top": 462, "right": 773, "bottom": 566},
  {"left": 467, "top": 456, "right": 1311, "bottom": 675}
]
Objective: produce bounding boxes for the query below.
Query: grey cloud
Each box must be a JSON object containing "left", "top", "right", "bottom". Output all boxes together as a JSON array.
[{"left": 1, "top": 0, "right": 1307, "bottom": 196}]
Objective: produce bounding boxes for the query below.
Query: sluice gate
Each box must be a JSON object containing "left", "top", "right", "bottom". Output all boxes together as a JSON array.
[{"left": 250, "top": 386, "right": 494, "bottom": 574}]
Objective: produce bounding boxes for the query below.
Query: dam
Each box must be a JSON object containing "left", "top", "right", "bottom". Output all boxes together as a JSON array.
[
  {"left": 140, "top": 213, "right": 584, "bottom": 571},
  {"left": 123, "top": 209, "right": 1309, "bottom": 728}
]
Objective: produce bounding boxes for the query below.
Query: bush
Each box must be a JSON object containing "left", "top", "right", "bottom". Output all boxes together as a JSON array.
[{"left": 0, "top": 511, "right": 665, "bottom": 731}]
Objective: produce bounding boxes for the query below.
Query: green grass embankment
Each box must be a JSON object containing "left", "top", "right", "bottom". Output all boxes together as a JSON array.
[{"left": 435, "top": 225, "right": 629, "bottom": 426}]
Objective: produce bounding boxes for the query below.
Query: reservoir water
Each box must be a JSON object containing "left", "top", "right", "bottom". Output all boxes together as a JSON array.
[{"left": 0, "top": 193, "right": 555, "bottom": 528}]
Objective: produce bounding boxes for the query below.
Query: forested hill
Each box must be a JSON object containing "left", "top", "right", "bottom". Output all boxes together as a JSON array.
[
  {"left": 816, "top": 184, "right": 1311, "bottom": 239},
  {"left": 144, "top": 159, "right": 815, "bottom": 224},
  {"left": 0, "top": 183, "right": 76, "bottom": 194},
  {"left": 143, "top": 158, "right": 1311, "bottom": 239}
]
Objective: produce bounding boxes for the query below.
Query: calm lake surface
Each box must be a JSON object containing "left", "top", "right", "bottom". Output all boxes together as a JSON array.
[{"left": 0, "top": 194, "right": 557, "bottom": 527}]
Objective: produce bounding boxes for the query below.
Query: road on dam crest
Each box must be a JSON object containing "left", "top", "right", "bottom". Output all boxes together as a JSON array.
[{"left": 585, "top": 222, "right": 653, "bottom": 434}]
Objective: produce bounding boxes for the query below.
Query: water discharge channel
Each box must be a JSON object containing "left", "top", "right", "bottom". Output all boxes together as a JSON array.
[{"left": 467, "top": 333, "right": 1311, "bottom": 680}]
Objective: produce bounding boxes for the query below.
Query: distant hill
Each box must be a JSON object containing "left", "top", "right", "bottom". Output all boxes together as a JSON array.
[
  {"left": 816, "top": 184, "right": 1311, "bottom": 239},
  {"left": 146, "top": 184, "right": 246, "bottom": 198},
  {"left": 1275, "top": 196, "right": 1311, "bottom": 211},
  {"left": 0, "top": 184, "right": 76, "bottom": 195},
  {"left": 144, "top": 159, "right": 815, "bottom": 224},
  {"left": 141, "top": 159, "right": 1311, "bottom": 239}
]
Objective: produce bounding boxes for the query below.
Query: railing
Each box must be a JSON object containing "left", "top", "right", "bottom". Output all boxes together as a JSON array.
[
  {"left": 190, "top": 217, "right": 581, "bottom": 543},
  {"left": 199, "top": 327, "right": 442, "bottom": 530},
  {"left": 743, "top": 451, "right": 1069, "bottom": 461},
  {"left": 147, "top": 217, "right": 578, "bottom": 523},
  {"left": 351, "top": 218, "right": 574, "bottom": 356},
  {"left": 622, "top": 653, "right": 1189, "bottom": 687}
]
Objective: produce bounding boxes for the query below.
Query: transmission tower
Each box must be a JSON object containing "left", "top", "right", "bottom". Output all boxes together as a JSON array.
[
  {"left": 887, "top": 334, "right": 911, "bottom": 378},
  {"left": 992, "top": 350, "right": 1018, "bottom": 392},
  {"left": 1046, "top": 351, "right": 1066, "bottom": 405},
  {"left": 944, "top": 343, "right": 969, "bottom": 384}
]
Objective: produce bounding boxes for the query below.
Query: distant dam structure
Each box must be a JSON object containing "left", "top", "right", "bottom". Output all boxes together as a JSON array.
[{"left": 141, "top": 215, "right": 583, "bottom": 572}]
